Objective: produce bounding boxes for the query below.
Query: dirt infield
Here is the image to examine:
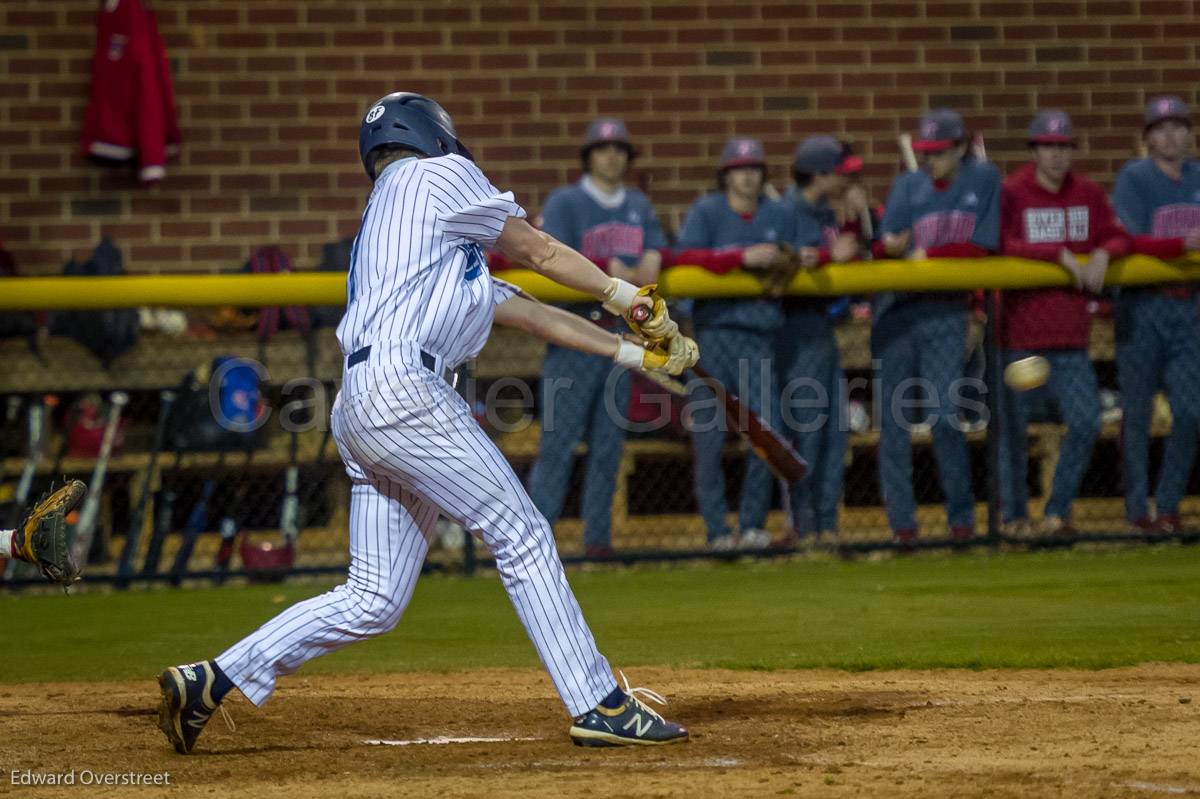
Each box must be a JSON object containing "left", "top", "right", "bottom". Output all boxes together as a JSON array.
[{"left": 3, "top": 665, "right": 1198, "bottom": 798}]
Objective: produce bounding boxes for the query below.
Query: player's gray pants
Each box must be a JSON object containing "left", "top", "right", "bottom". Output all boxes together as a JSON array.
[{"left": 217, "top": 342, "right": 616, "bottom": 717}]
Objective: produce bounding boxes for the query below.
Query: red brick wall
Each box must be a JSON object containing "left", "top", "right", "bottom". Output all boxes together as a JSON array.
[{"left": 3, "top": 1, "right": 1199, "bottom": 276}]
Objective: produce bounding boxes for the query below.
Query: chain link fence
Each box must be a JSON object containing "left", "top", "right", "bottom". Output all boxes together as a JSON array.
[{"left": 1, "top": 276, "right": 1196, "bottom": 588}]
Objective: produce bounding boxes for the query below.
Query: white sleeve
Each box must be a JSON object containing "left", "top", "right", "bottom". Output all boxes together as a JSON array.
[
  {"left": 490, "top": 276, "right": 522, "bottom": 306},
  {"left": 424, "top": 154, "right": 527, "bottom": 246}
]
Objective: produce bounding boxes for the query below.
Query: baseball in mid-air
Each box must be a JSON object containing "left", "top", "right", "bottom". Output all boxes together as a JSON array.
[{"left": 1004, "top": 355, "right": 1050, "bottom": 391}]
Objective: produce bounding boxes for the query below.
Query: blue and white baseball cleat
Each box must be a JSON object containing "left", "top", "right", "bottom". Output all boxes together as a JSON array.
[
  {"left": 569, "top": 672, "right": 689, "bottom": 747},
  {"left": 157, "top": 661, "right": 233, "bottom": 754}
]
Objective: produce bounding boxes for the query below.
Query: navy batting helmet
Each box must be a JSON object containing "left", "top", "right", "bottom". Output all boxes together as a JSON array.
[{"left": 358, "top": 92, "right": 473, "bottom": 179}]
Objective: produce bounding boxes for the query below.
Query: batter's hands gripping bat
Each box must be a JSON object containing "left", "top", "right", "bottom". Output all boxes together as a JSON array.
[
  {"left": 70, "top": 390, "right": 129, "bottom": 568},
  {"left": 115, "top": 389, "right": 175, "bottom": 589}
]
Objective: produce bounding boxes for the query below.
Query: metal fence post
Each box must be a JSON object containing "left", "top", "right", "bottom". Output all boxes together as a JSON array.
[{"left": 984, "top": 291, "right": 1003, "bottom": 541}]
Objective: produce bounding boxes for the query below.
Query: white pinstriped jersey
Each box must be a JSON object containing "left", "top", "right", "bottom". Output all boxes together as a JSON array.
[
  {"left": 215, "top": 150, "right": 619, "bottom": 720},
  {"left": 336, "top": 153, "right": 526, "bottom": 368}
]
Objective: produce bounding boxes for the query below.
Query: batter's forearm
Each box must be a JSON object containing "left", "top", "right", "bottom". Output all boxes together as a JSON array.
[
  {"left": 494, "top": 295, "right": 620, "bottom": 358},
  {"left": 495, "top": 216, "right": 612, "bottom": 300}
]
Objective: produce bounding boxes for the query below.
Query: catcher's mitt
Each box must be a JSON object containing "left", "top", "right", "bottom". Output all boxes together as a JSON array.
[{"left": 13, "top": 480, "right": 87, "bottom": 587}]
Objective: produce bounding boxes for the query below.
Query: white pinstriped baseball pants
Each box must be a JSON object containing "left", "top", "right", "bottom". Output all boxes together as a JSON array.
[{"left": 216, "top": 343, "right": 616, "bottom": 717}]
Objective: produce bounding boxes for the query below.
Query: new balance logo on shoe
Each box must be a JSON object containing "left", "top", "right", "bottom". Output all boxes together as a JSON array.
[{"left": 623, "top": 712, "right": 654, "bottom": 738}]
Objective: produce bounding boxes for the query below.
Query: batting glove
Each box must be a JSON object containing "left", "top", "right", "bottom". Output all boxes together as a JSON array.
[{"left": 614, "top": 334, "right": 698, "bottom": 376}]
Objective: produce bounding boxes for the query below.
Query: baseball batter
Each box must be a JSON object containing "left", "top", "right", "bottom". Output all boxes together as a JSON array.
[{"left": 157, "top": 92, "right": 696, "bottom": 754}]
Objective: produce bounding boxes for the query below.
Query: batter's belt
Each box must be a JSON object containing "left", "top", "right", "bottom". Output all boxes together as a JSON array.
[{"left": 347, "top": 344, "right": 457, "bottom": 385}]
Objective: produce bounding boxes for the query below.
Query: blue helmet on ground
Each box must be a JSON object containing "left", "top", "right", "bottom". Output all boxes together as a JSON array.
[{"left": 358, "top": 92, "right": 473, "bottom": 179}]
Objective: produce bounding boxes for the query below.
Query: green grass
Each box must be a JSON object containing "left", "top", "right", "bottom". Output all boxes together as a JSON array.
[{"left": 3, "top": 547, "right": 1200, "bottom": 683}]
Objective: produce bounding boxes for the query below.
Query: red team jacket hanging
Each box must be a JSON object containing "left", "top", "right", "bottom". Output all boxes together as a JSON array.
[{"left": 80, "top": 0, "right": 181, "bottom": 182}]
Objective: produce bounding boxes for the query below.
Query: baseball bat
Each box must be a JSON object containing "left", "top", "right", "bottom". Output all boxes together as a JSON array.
[
  {"left": 628, "top": 304, "right": 807, "bottom": 483},
  {"left": 70, "top": 390, "right": 129, "bottom": 567},
  {"left": 7, "top": 394, "right": 63, "bottom": 581},
  {"left": 2, "top": 398, "right": 46, "bottom": 581},
  {"left": 115, "top": 389, "right": 175, "bottom": 589},
  {"left": 690, "top": 363, "right": 809, "bottom": 483},
  {"left": 140, "top": 442, "right": 183, "bottom": 577},
  {"left": 635, "top": 366, "right": 689, "bottom": 397},
  {"left": 279, "top": 428, "right": 300, "bottom": 548},
  {"left": 3, "top": 395, "right": 23, "bottom": 466},
  {"left": 47, "top": 394, "right": 77, "bottom": 482},
  {"left": 169, "top": 450, "right": 223, "bottom": 587},
  {"left": 898, "top": 133, "right": 919, "bottom": 173},
  {"left": 970, "top": 131, "right": 988, "bottom": 162},
  {"left": 214, "top": 445, "right": 254, "bottom": 581},
  {"left": 859, "top": 203, "right": 874, "bottom": 242}
]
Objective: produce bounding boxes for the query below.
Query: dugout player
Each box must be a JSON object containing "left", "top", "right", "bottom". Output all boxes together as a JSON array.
[
  {"left": 997, "top": 111, "right": 1131, "bottom": 539},
  {"left": 527, "top": 118, "right": 667, "bottom": 558},
  {"left": 156, "top": 93, "right": 693, "bottom": 754},
  {"left": 877, "top": 109, "right": 1001, "bottom": 547},
  {"left": 1112, "top": 96, "right": 1200, "bottom": 536},
  {"left": 674, "top": 138, "right": 794, "bottom": 550},
  {"left": 776, "top": 136, "right": 867, "bottom": 541}
]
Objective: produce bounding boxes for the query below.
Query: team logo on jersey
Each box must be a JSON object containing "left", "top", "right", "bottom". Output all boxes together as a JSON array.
[
  {"left": 913, "top": 211, "right": 976, "bottom": 249},
  {"left": 627, "top": 211, "right": 640, "bottom": 224},
  {"left": 1193, "top": 190, "right": 1200, "bottom": 202},
  {"left": 1151, "top": 204, "right": 1200, "bottom": 237},
  {"left": 1024, "top": 207, "right": 1089, "bottom": 243},
  {"left": 460, "top": 243, "right": 485, "bottom": 281},
  {"left": 963, "top": 192, "right": 978, "bottom": 207},
  {"left": 365, "top": 105, "right": 386, "bottom": 124},
  {"left": 766, "top": 228, "right": 778, "bottom": 241}
]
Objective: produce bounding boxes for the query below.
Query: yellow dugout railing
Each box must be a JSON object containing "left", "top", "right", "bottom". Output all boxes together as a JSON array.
[{"left": 2, "top": 255, "right": 1199, "bottom": 310}]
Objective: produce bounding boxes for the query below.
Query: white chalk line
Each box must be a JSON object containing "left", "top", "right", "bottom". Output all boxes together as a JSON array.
[
  {"left": 1120, "top": 782, "right": 1200, "bottom": 795},
  {"left": 365, "top": 736, "right": 541, "bottom": 747}
]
